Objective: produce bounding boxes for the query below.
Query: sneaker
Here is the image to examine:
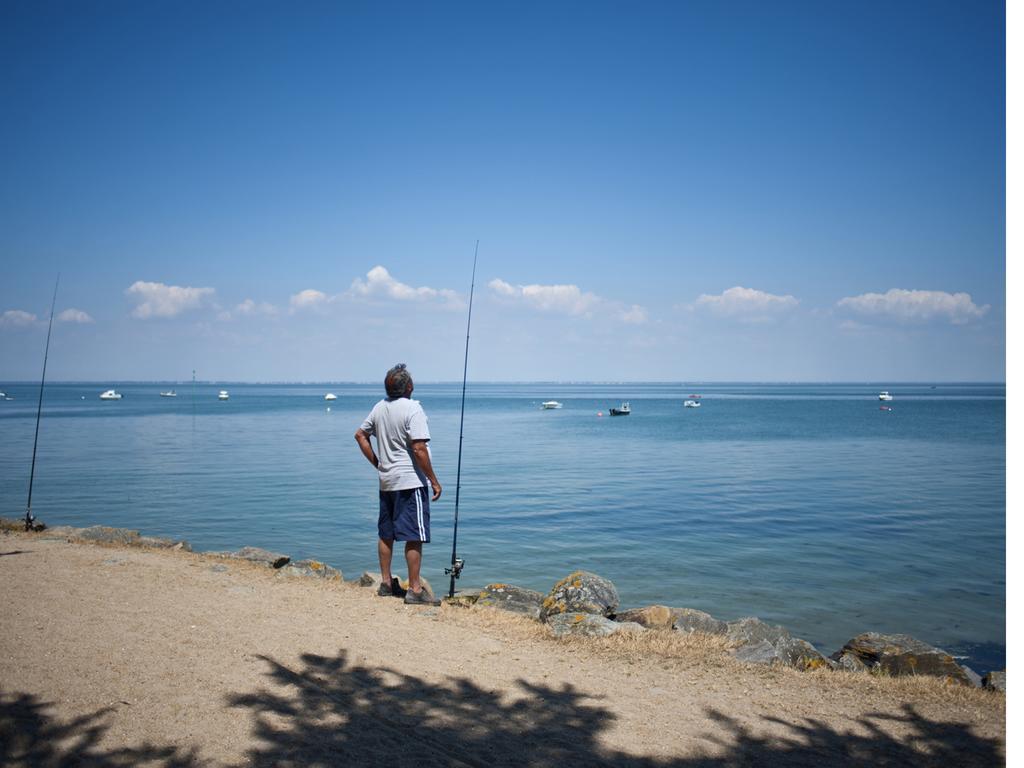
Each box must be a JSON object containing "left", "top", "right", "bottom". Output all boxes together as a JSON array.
[
  {"left": 403, "top": 587, "right": 441, "bottom": 606},
  {"left": 377, "top": 577, "right": 407, "bottom": 598}
]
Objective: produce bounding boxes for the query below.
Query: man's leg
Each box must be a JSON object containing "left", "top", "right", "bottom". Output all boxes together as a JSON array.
[
  {"left": 378, "top": 537, "right": 394, "bottom": 585},
  {"left": 405, "top": 541, "right": 422, "bottom": 593}
]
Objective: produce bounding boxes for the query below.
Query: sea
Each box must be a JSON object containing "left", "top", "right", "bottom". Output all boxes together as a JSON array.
[{"left": 0, "top": 381, "right": 1006, "bottom": 673}]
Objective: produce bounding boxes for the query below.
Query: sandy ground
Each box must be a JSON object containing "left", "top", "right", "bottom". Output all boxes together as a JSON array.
[{"left": 0, "top": 531, "right": 1005, "bottom": 767}]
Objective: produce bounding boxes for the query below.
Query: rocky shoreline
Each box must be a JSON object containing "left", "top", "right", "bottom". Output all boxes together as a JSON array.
[{"left": 1, "top": 517, "right": 1005, "bottom": 694}]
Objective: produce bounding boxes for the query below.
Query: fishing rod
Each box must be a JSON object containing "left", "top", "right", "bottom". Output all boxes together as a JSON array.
[
  {"left": 25, "top": 275, "right": 60, "bottom": 532},
  {"left": 446, "top": 241, "right": 478, "bottom": 598}
]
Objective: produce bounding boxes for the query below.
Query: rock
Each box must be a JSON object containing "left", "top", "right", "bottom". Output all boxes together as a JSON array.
[
  {"left": 726, "top": 618, "right": 829, "bottom": 671},
  {"left": 548, "top": 613, "right": 645, "bottom": 638},
  {"left": 961, "top": 666, "right": 983, "bottom": 688},
  {"left": 615, "top": 605, "right": 676, "bottom": 630},
  {"left": 475, "top": 583, "right": 545, "bottom": 619},
  {"left": 278, "top": 559, "right": 342, "bottom": 581},
  {"left": 137, "top": 535, "right": 192, "bottom": 551},
  {"left": 357, "top": 571, "right": 381, "bottom": 588},
  {"left": 539, "top": 571, "right": 619, "bottom": 622},
  {"left": 37, "top": 525, "right": 82, "bottom": 540},
  {"left": 833, "top": 651, "right": 868, "bottom": 672},
  {"left": 982, "top": 669, "right": 1005, "bottom": 692},
  {"left": 444, "top": 589, "right": 483, "bottom": 608},
  {"left": 211, "top": 546, "right": 290, "bottom": 569},
  {"left": 673, "top": 608, "right": 728, "bottom": 636},
  {"left": 830, "top": 633, "right": 973, "bottom": 685},
  {"left": 72, "top": 526, "right": 141, "bottom": 546},
  {"left": 398, "top": 575, "right": 434, "bottom": 596}
]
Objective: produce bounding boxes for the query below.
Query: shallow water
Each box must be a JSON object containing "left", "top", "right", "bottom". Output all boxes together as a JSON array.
[{"left": 0, "top": 382, "right": 1005, "bottom": 672}]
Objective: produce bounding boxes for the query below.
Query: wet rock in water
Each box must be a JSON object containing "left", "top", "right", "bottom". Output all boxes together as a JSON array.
[
  {"left": 137, "top": 535, "right": 192, "bottom": 551},
  {"left": 72, "top": 526, "right": 142, "bottom": 546},
  {"left": 539, "top": 571, "right": 619, "bottom": 621},
  {"left": 673, "top": 608, "right": 728, "bottom": 636},
  {"left": 726, "top": 618, "right": 829, "bottom": 670},
  {"left": 278, "top": 559, "right": 342, "bottom": 581},
  {"left": 475, "top": 583, "right": 545, "bottom": 618},
  {"left": 982, "top": 669, "right": 1006, "bottom": 692},
  {"left": 830, "top": 633, "right": 973, "bottom": 685},
  {"left": 548, "top": 613, "right": 645, "bottom": 638},
  {"left": 614, "top": 605, "right": 677, "bottom": 630},
  {"left": 211, "top": 546, "right": 290, "bottom": 569}
]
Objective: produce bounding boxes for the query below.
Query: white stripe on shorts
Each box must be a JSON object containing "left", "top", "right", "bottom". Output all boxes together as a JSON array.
[{"left": 415, "top": 487, "right": 426, "bottom": 540}]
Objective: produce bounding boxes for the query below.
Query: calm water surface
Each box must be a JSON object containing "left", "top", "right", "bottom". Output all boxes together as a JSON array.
[{"left": 0, "top": 382, "right": 1005, "bottom": 671}]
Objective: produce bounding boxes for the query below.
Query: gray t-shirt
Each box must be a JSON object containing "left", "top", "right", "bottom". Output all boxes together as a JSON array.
[{"left": 359, "top": 397, "right": 431, "bottom": 491}]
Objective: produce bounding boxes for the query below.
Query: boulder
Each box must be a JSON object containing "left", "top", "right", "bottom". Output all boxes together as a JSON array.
[
  {"left": 982, "top": 669, "right": 1006, "bottom": 692},
  {"left": 278, "top": 559, "right": 342, "bottom": 582},
  {"left": 539, "top": 571, "right": 619, "bottom": 622},
  {"left": 832, "top": 651, "right": 868, "bottom": 672},
  {"left": 137, "top": 535, "right": 191, "bottom": 551},
  {"left": 475, "top": 583, "right": 545, "bottom": 619},
  {"left": 72, "top": 526, "right": 141, "bottom": 546},
  {"left": 211, "top": 546, "right": 290, "bottom": 569},
  {"left": 615, "top": 605, "right": 677, "bottom": 630},
  {"left": 673, "top": 608, "right": 728, "bottom": 636},
  {"left": 726, "top": 618, "right": 830, "bottom": 671},
  {"left": 548, "top": 613, "right": 645, "bottom": 638},
  {"left": 357, "top": 571, "right": 381, "bottom": 588},
  {"left": 962, "top": 666, "right": 983, "bottom": 688},
  {"left": 444, "top": 588, "right": 483, "bottom": 607},
  {"left": 829, "top": 633, "right": 973, "bottom": 685}
]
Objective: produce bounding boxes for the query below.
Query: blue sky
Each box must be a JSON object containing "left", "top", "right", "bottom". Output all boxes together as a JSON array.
[{"left": 0, "top": 1, "right": 1005, "bottom": 381}]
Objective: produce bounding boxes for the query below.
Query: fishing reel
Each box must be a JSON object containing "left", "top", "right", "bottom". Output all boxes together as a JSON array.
[{"left": 445, "top": 558, "right": 465, "bottom": 580}]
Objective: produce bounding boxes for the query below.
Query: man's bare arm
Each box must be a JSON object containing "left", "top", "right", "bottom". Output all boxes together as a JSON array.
[
  {"left": 354, "top": 429, "right": 378, "bottom": 468},
  {"left": 410, "top": 440, "right": 442, "bottom": 501}
]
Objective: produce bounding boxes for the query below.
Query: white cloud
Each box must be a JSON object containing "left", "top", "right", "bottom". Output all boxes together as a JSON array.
[
  {"left": 619, "top": 305, "right": 649, "bottom": 325},
  {"left": 349, "top": 266, "right": 460, "bottom": 306},
  {"left": 126, "top": 281, "right": 215, "bottom": 319},
  {"left": 488, "top": 278, "right": 603, "bottom": 316},
  {"left": 694, "top": 286, "right": 799, "bottom": 317},
  {"left": 0, "top": 309, "right": 37, "bottom": 327},
  {"left": 57, "top": 308, "right": 94, "bottom": 324},
  {"left": 837, "top": 288, "right": 989, "bottom": 325},
  {"left": 235, "top": 299, "right": 278, "bottom": 316},
  {"left": 289, "top": 289, "right": 330, "bottom": 312}
]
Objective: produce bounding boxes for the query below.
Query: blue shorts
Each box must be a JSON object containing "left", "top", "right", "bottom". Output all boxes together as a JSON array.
[{"left": 378, "top": 486, "right": 430, "bottom": 542}]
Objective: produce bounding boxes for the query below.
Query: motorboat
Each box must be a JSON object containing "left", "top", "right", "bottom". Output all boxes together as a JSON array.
[
  {"left": 99, "top": 389, "right": 122, "bottom": 400},
  {"left": 218, "top": 390, "right": 229, "bottom": 400},
  {"left": 541, "top": 401, "right": 562, "bottom": 409},
  {"left": 160, "top": 390, "right": 177, "bottom": 397},
  {"left": 878, "top": 391, "right": 893, "bottom": 401},
  {"left": 609, "top": 402, "right": 631, "bottom": 416},
  {"left": 324, "top": 393, "right": 338, "bottom": 401},
  {"left": 684, "top": 400, "right": 701, "bottom": 408}
]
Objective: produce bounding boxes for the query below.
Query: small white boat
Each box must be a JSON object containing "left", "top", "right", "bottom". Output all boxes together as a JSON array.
[
  {"left": 160, "top": 390, "right": 177, "bottom": 397},
  {"left": 684, "top": 400, "right": 701, "bottom": 408},
  {"left": 878, "top": 391, "right": 893, "bottom": 401},
  {"left": 541, "top": 401, "right": 563, "bottom": 409},
  {"left": 324, "top": 393, "right": 337, "bottom": 401},
  {"left": 609, "top": 402, "right": 631, "bottom": 416},
  {"left": 218, "top": 390, "right": 229, "bottom": 400},
  {"left": 99, "top": 389, "right": 122, "bottom": 400}
]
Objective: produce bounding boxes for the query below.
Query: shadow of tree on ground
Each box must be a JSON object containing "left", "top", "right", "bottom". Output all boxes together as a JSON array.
[
  {"left": 0, "top": 690, "right": 201, "bottom": 767},
  {"left": 229, "top": 650, "right": 1003, "bottom": 767}
]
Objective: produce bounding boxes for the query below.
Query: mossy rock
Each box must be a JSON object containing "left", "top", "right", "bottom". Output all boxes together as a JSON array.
[
  {"left": 614, "top": 605, "right": 676, "bottom": 629},
  {"left": 539, "top": 570, "right": 619, "bottom": 622},
  {"left": 548, "top": 613, "right": 644, "bottom": 638},
  {"left": 278, "top": 559, "right": 342, "bottom": 581},
  {"left": 727, "top": 618, "right": 829, "bottom": 671},
  {"left": 673, "top": 608, "right": 728, "bottom": 635},
  {"left": 830, "top": 632, "right": 973, "bottom": 685},
  {"left": 476, "top": 583, "right": 545, "bottom": 619}
]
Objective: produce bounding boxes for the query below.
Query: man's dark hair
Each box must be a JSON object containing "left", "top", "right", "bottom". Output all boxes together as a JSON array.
[{"left": 385, "top": 363, "right": 413, "bottom": 399}]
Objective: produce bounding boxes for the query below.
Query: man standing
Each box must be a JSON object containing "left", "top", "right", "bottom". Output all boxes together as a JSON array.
[{"left": 355, "top": 363, "right": 442, "bottom": 605}]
